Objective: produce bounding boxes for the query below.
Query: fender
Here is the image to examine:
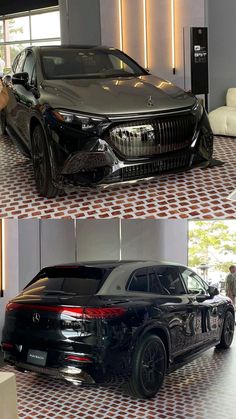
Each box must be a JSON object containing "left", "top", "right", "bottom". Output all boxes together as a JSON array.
[
  {"left": 29, "top": 109, "right": 60, "bottom": 181},
  {"left": 130, "top": 320, "right": 172, "bottom": 365}
]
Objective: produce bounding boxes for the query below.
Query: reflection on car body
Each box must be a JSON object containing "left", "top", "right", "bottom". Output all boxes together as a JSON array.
[
  {"left": 2, "top": 45, "right": 213, "bottom": 197},
  {"left": 2, "top": 260, "right": 234, "bottom": 399}
]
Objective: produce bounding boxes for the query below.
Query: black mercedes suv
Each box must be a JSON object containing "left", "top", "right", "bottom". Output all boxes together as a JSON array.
[
  {"left": 2, "top": 45, "right": 213, "bottom": 197},
  {"left": 2, "top": 261, "right": 234, "bottom": 399}
]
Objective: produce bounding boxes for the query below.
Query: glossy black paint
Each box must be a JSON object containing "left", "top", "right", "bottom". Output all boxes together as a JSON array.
[
  {"left": 3, "top": 46, "right": 214, "bottom": 189},
  {"left": 1, "top": 261, "right": 234, "bottom": 388}
]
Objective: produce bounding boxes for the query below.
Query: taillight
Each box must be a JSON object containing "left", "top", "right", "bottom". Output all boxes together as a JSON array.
[
  {"left": 66, "top": 355, "right": 92, "bottom": 363},
  {"left": 83, "top": 307, "right": 126, "bottom": 319},
  {"left": 6, "top": 303, "right": 126, "bottom": 319},
  {"left": 2, "top": 342, "right": 14, "bottom": 350}
]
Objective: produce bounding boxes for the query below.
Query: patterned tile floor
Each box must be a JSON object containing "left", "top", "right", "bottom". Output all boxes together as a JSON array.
[
  {"left": 0, "top": 135, "right": 236, "bottom": 219},
  {"left": 1, "top": 339, "right": 236, "bottom": 419}
]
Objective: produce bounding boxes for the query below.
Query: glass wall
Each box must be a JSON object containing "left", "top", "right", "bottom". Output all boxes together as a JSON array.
[{"left": 0, "top": 6, "right": 61, "bottom": 72}]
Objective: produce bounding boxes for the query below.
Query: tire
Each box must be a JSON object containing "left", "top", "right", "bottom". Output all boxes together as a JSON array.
[
  {"left": 216, "top": 311, "right": 235, "bottom": 349},
  {"left": 31, "top": 124, "right": 59, "bottom": 198},
  {"left": 128, "top": 334, "right": 167, "bottom": 399}
]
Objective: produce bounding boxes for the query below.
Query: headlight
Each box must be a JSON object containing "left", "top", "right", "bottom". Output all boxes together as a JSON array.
[
  {"left": 52, "top": 109, "right": 106, "bottom": 130},
  {"left": 192, "top": 100, "right": 203, "bottom": 118}
]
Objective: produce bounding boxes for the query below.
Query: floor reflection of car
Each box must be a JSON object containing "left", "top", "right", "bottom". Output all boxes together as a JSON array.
[
  {"left": 2, "top": 261, "right": 234, "bottom": 399},
  {"left": 2, "top": 45, "right": 213, "bottom": 197}
]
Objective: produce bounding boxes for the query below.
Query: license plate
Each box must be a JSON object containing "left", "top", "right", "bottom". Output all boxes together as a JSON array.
[{"left": 27, "top": 349, "right": 47, "bottom": 366}]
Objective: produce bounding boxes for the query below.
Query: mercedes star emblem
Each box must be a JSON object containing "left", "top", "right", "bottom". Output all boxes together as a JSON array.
[
  {"left": 147, "top": 96, "right": 154, "bottom": 107},
  {"left": 32, "top": 313, "right": 40, "bottom": 323}
]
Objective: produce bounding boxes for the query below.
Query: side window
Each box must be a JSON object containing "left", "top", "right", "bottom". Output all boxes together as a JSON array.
[
  {"left": 180, "top": 268, "right": 207, "bottom": 295},
  {"left": 12, "top": 55, "right": 19, "bottom": 73},
  {"left": 155, "top": 266, "right": 186, "bottom": 295},
  {"left": 22, "top": 52, "right": 36, "bottom": 85},
  {"left": 149, "top": 268, "right": 162, "bottom": 294},
  {"left": 127, "top": 268, "right": 148, "bottom": 292},
  {"left": 14, "top": 51, "right": 26, "bottom": 74}
]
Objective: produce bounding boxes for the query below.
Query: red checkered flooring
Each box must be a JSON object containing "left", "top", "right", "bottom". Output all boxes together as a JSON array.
[
  {"left": 1, "top": 339, "right": 236, "bottom": 419},
  {"left": 0, "top": 134, "right": 236, "bottom": 219}
]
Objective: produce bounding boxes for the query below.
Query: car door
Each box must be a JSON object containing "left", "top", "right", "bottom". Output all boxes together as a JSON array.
[
  {"left": 16, "top": 49, "right": 38, "bottom": 146},
  {"left": 151, "top": 265, "right": 199, "bottom": 356},
  {"left": 5, "top": 49, "right": 27, "bottom": 135},
  {"left": 7, "top": 49, "right": 38, "bottom": 147},
  {"left": 179, "top": 267, "right": 221, "bottom": 344}
]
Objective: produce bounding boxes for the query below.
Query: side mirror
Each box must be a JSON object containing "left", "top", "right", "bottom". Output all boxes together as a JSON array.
[
  {"left": 3, "top": 75, "right": 11, "bottom": 86},
  {"left": 12, "top": 72, "right": 29, "bottom": 86},
  {"left": 208, "top": 286, "right": 219, "bottom": 297}
]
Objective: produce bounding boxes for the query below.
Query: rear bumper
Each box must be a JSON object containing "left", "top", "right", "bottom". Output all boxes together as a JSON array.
[
  {"left": 8, "top": 360, "right": 95, "bottom": 385},
  {"left": 2, "top": 346, "right": 100, "bottom": 385}
]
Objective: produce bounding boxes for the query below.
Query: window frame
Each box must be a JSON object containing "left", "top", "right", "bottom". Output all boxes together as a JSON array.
[
  {"left": 126, "top": 265, "right": 187, "bottom": 296},
  {"left": 126, "top": 267, "right": 149, "bottom": 293},
  {"left": 155, "top": 265, "right": 187, "bottom": 296},
  {"left": 179, "top": 267, "right": 209, "bottom": 295}
]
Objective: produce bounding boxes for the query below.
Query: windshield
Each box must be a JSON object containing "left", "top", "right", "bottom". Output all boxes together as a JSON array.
[
  {"left": 23, "top": 266, "right": 113, "bottom": 296},
  {"left": 40, "top": 47, "right": 147, "bottom": 79}
]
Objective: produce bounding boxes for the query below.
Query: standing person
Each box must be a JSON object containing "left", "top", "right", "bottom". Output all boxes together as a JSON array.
[{"left": 225, "top": 265, "right": 236, "bottom": 307}]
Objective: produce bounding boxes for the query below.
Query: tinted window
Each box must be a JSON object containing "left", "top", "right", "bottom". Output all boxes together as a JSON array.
[
  {"left": 23, "top": 52, "right": 36, "bottom": 84},
  {"left": 128, "top": 268, "right": 148, "bottom": 292},
  {"left": 156, "top": 266, "right": 185, "bottom": 295},
  {"left": 41, "top": 47, "right": 146, "bottom": 79},
  {"left": 12, "top": 55, "right": 19, "bottom": 73},
  {"left": 149, "top": 269, "right": 162, "bottom": 294},
  {"left": 23, "top": 267, "right": 113, "bottom": 296},
  {"left": 180, "top": 268, "right": 207, "bottom": 294},
  {"left": 14, "top": 50, "right": 26, "bottom": 73}
]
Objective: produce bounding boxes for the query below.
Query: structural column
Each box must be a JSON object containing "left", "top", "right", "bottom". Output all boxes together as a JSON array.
[{"left": 59, "top": 0, "right": 101, "bottom": 45}]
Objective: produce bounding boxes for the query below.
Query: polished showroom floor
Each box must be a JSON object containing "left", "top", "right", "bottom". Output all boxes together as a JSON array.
[
  {"left": 1, "top": 338, "right": 236, "bottom": 419},
  {"left": 0, "top": 134, "right": 236, "bottom": 219}
]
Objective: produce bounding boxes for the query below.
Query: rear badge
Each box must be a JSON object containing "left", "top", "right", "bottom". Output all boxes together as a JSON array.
[
  {"left": 147, "top": 96, "right": 154, "bottom": 107},
  {"left": 32, "top": 313, "right": 40, "bottom": 323}
]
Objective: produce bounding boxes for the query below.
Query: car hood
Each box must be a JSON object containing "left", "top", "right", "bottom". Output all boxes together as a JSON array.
[{"left": 40, "top": 75, "right": 196, "bottom": 116}]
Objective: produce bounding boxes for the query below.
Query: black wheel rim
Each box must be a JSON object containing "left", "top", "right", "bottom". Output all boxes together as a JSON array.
[
  {"left": 224, "top": 314, "right": 234, "bottom": 346},
  {"left": 32, "top": 130, "right": 46, "bottom": 191},
  {"left": 140, "top": 341, "right": 165, "bottom": 394}
]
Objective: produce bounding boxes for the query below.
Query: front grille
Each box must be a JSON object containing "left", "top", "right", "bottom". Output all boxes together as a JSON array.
[
  {"left": 122, "top": 153, "right": 191, "bottom": 180},
  {"left": 106, "top": 114, "right": 196, "bottom": 159}
]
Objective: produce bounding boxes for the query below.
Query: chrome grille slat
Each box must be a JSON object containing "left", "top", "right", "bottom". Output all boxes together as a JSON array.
[{"left": 106, "top": 114, "right": 196, "bottom": 158}]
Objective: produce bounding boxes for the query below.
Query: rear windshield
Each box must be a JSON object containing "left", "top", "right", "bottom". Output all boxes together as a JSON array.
[
  {"left": 40, "top": 47, "right": 147, "bottom": 79},
  {"left": 23, "top": 267, "right": 112, "bottom": 296}
]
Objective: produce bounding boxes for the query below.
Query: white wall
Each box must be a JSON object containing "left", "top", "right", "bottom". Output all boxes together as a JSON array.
[
  {"left": 0, "top": 220, "right": 19, "bottom": 339},
  {"left": 18, "top": 220, "right": 40, "bottom": 292},
  {"left": 206, "top": 0, "right": 236, "bottom": 110},
  {"left": 40, "top": 220, "right": 75, "bottom": 267},
  {"left": 76, "top": 219, "right": 121, "bottom": 261},
  {"left": 59, "top": 0, "right": 101, "bottom": 44},
  {"left": 121, "top": 220, "right": 188, "bottom": 263},
  {"left": 100, "top": 0, "right": 205, "bottom": 89}
]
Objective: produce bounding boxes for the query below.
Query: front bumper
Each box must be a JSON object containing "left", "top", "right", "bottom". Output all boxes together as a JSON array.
[{"left": 46, "top": 109, "right": 214, "bottom": 188}]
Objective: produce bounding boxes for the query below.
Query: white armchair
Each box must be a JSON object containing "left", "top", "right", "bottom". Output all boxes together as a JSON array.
[{"left": 209, "top": 88, "right": 236, "bottom": 136}]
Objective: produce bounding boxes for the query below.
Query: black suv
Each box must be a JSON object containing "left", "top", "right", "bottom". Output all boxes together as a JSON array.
[
  {"left": 2, "top": 261, "right": 234, "bottom": 399},
  {"left": 2, "top": 45, "right": 213, "bottom": 197}
]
